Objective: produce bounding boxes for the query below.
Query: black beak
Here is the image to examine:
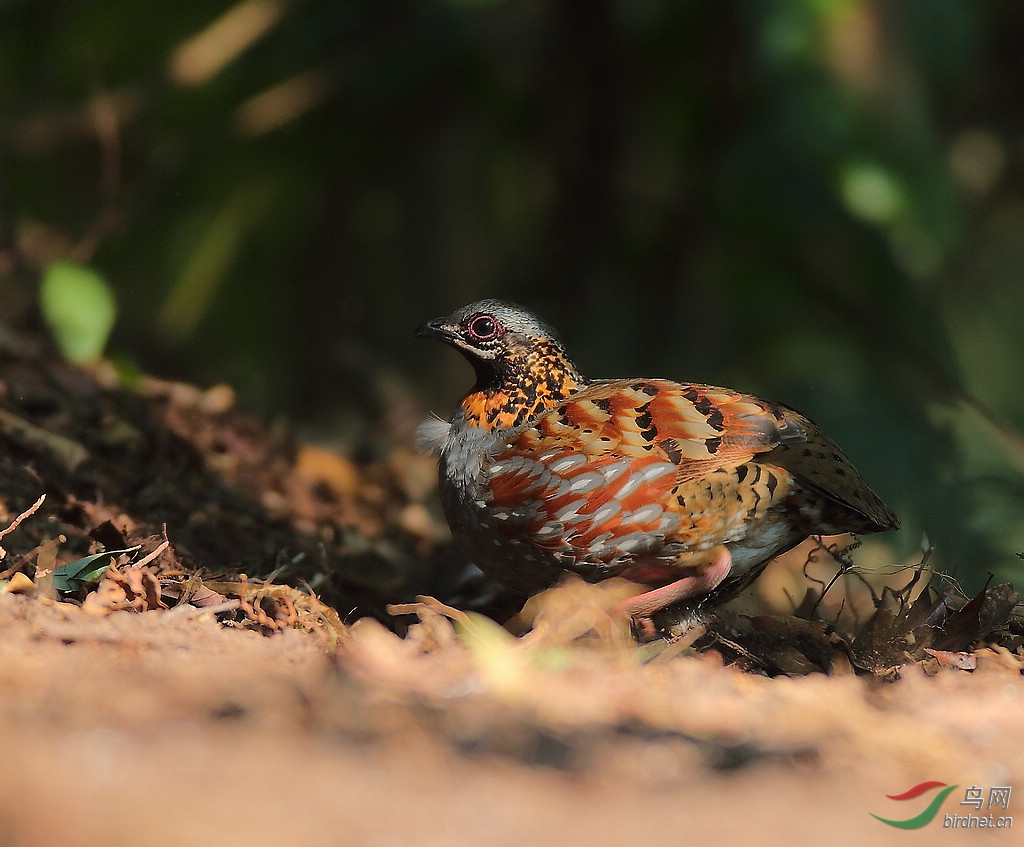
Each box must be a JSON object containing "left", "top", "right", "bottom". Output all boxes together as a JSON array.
[{"left": 414, "top": 317, "right": 455, "bottom": 342}]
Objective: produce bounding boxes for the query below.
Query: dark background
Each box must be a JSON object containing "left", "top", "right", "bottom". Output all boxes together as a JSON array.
[{"left": 1, "top": 0, "right": 1022, "bottom": 589}]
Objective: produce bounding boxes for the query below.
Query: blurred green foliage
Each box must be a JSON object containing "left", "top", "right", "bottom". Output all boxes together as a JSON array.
[
  {"left": 1, "top": 0, "right": 1022, "bottom": 588},
  {"left": 40, "top": 260, "right": 117, "bottom": 363}
]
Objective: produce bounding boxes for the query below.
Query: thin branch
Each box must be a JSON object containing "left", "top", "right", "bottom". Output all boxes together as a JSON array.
[
  {"left": 0, "top": 494, "right": 45, "bottom": 540},
  {"left": 133, "top": 540, "right": 170, "bottom": 570}
]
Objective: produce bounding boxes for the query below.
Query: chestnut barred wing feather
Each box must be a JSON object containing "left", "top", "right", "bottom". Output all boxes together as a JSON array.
[
  {"left": 500, "top": 380, "right": 807, "bottom": 473},
  {"left": 481, "top": 380, "right": 812, "bottom": 558}
]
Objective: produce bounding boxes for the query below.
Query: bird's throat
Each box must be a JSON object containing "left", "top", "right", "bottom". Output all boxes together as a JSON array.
[{"left": 460, "top": 342, "right": 584, "bottom": 431}]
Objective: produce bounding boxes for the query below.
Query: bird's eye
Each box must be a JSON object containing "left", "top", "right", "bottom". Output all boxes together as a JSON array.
[{"left": 467, "top": 314, "right": 502, "bottom": 341}]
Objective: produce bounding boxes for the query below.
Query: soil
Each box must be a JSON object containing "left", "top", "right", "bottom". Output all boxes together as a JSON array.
[{"left": 0, "top": 331, "right": 1020, "bottom": 847}]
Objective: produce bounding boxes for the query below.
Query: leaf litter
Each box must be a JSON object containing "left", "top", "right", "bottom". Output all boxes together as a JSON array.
[{"left": 0, "top": 339, "right": 1021, "bottom": 845}]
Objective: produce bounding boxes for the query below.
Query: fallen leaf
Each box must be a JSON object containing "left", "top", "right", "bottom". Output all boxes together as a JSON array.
[
  {"left": 50, "top": 548, "right": 138, "bottom": 594},
  {"left": 1, "top": 572, "right": 35, "bottom": 594},
  {"left": 923, "top": 648, "right": 977, "bottom": 670}
]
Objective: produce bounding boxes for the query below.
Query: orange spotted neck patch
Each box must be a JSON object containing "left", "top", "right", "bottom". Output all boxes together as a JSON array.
[{"left": 461, "top": 338, "right": 584, "bottom": 431}]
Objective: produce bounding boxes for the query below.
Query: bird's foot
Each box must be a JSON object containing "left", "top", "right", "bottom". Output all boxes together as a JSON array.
[{"left": 620, "top": 546, "right": 732, "bottom": 641}]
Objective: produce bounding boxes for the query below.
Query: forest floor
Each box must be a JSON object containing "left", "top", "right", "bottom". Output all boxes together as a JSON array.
[{"left": 0, "top": 331, "right": 1021, "bottom": 847}]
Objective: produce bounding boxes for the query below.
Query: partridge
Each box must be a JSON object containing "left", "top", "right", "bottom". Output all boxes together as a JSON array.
[{"left": 416, "top": 299, "right": 898, "bottom": 635}]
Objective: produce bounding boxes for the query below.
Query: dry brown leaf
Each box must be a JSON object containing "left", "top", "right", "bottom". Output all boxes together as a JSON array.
[
  {"left": 1, "top": 572, "right": 35, "bottom": 594},
  {"left": 295, "top": 445, "right": 362, "bottom": 497},
  {"left": 923, "top": 648, "right": 977, "bottom": 670}
]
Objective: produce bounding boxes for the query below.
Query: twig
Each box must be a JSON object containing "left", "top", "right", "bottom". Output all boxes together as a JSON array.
[
  {"left": 806, "top": 535, "right": 873, "bottom": 621},
  {"left": 0, "top": 409, "right": 89, "bottom": 471},
  {"left": 158, "top": 599, "right": 243, "bottom": 622},
  {"left": 708, "top": 631, "right": 763, "bottom": 668},
  {"left": 0, "top": 494, "right": 45, "bottom": 540},
  {"left": 133, "top": 540, "right": 170, "bottom": 570},
  {"left": 387, "top": 595, "right": 475, "bottom": 630}
]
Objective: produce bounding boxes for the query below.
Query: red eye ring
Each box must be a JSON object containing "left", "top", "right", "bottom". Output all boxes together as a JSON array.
[{"left": 467, "top": 314, "right": 502, "bottom": 341}]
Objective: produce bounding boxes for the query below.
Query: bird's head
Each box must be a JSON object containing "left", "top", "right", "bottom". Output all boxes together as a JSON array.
[{"left": 416, "top": 299, "right": 585, "bottom": 430}]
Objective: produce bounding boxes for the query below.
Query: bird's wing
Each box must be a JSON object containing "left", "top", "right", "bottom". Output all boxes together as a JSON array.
[
  {"left": 481, "top": 380, "right": 806, "bottom": 560},
  {"left": 769, "top": 406, "right": 900, "bottom": 532}
]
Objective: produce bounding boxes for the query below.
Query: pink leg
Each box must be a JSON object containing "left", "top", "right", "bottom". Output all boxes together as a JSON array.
[{"left": 620, "top": 546, "right": 732, "bottom": 640}]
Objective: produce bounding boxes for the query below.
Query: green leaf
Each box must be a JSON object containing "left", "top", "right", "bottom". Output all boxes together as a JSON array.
[
  {"left": 50, "top": 547, "right": 136, "bottom": 593},
  {"left": 40, "top": 261, "right": 118, "bottom": 364}
]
